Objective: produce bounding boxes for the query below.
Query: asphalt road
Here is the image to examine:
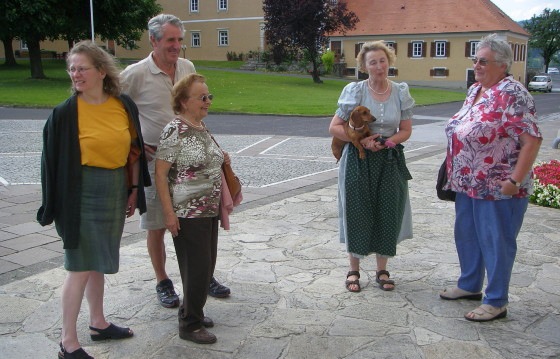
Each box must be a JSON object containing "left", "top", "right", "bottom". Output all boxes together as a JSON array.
[{"left": 1, "top": 93, "right": 559, "bottom": 137}]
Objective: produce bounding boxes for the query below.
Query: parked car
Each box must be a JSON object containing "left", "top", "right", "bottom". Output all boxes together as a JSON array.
[
  {"left": 547, "top": 67, "right": 559, "bottom": 74},
  {"left": 528, "top": 75, "right": 552, "bottom": 92}
]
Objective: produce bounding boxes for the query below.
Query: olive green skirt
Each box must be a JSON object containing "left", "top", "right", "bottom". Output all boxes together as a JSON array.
[{"left": 64, "top": 166, "right": 127, "bottom": 273}]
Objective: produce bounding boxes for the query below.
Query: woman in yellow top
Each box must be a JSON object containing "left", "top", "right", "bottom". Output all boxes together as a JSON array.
[{"left": 37, "top": 41, "right": 150, "bottom": 359}]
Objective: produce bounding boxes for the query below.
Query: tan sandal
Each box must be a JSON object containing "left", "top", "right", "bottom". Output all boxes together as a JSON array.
[
  {"left": 464, "top": 304, "right": 507, "bottom": 322},
  {"left": 440, "top": 287, "right": 483, "bottom": 300}
]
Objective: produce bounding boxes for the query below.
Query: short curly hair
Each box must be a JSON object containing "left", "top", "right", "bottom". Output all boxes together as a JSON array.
[
  {"left": 171, "top": 73, "right": 206, "bottom": 114},
  {"left": 356, "top": 41, "right": 396, "bottom": 73}
]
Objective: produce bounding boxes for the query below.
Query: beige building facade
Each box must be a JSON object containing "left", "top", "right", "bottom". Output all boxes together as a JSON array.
[{"left": 2, "top": 0, "right": 530, "bottom": 89}]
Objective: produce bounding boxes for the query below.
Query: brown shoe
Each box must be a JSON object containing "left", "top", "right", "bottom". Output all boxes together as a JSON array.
[{"left": 179, "top": 327, "right": 217, "bottom": 344}]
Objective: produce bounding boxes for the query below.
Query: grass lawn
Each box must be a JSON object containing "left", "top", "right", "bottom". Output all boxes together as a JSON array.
[{"left": 0, "top": 59, "right": 467, "bottom": 115}]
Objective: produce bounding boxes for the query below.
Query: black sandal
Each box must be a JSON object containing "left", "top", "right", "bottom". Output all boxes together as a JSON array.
[
  {"left": 345, "top": 271, "right": 361, "bottom": 292},
  {"left": 58, "top": 342, "right": 94, "bottom": 359},
  {"left": 89, "top": 323, "right": 133, "bottom": 341},
  {"left": 376, "top": 270, "right": 395, "bottom": 291}
]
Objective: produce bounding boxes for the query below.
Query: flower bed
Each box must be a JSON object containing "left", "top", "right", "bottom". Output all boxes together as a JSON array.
[{"left": 530, "top": 159, "right": 560, "bottom": 209}]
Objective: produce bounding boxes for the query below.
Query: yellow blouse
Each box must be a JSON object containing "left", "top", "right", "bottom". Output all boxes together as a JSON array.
[{"left": 78, "top": 96, "right": 136, "bottom": 168}]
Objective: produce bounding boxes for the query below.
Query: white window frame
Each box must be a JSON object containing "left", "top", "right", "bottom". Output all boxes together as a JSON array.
[
  {"left": 435, "top": 41, "right": 446, "bottom": 57},
  {"left": 190, "top": 0, "right": 199, "bottom": 13},
  {"left": 385, "top": 41, "right": 395, "bottom": 50},
  {"left": 412, "top": 41, "right": 423, "bottom": 57},
  {"left": 218, "top": 0, "right": 227, "bottom": 11},
  {"left": 218, "top": 30, "right": 229, "bottom": 46},
  {"left": 20, "top": 41, "right": 28, "bottom": 50},
  {"left": 433, "top": 67, "right": 447, "bottom": 77},
  {"left": 470, "top": 41, "right": 479, "bottom": 57},
  {"left": 191, "top": 32, "right": 201, "bottom": 47}
]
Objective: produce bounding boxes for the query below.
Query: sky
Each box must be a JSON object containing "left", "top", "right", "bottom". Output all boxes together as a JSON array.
[{"left": 491, "top": 0, "right": 559, "bottom": 22}]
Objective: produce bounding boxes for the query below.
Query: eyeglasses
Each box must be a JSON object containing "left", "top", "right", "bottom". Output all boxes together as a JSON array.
[
  {"left": 471, "top": 57, "right": 499, "bottom": 66},
  {"left": 67, "top": 66, "right": 94, "bottom": 74},
  {"left": 193, "top": 94, "right": 213, "bottom": 102}
]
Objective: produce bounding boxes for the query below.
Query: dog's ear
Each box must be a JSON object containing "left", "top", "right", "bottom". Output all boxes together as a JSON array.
[{"left": 351, "top": 108, "right": 360, "bottom": 121}]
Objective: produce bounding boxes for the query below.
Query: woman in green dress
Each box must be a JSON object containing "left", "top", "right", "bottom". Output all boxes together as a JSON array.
[{"left": 329, "top": 41, "right": 414, "bottom": 292}]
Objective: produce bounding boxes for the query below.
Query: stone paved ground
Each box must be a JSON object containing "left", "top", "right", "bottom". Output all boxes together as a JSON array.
[{"left": 0, "top": 146, "right": 559, "bottom": 358}]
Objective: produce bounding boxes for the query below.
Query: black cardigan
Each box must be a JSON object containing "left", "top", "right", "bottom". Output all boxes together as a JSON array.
[{"left": 36, "top": 94, "right": 151, "bottom": 249}]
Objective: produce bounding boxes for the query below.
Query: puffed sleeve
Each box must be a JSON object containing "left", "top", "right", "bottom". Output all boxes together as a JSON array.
[
  {"left": 156, "top": 120, "right": 181, "bottom": 164},
  {"left": 398, "top": 82, "right": 415, "bottom": 121},
  {"left": 335, "top": 81, "right": 363, "bottom": 121}
]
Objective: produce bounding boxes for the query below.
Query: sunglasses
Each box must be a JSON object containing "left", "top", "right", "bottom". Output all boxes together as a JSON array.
[
  {"left": 193, "top": 94, "right": 214, "bottom": 102},
  {"left": 471, "top": 57, "right": 499, "bottom": 66}
]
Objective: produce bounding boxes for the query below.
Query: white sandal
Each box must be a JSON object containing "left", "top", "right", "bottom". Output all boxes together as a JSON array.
[{"left": 464, "top": 304, "right": 507, "bottom": 322}]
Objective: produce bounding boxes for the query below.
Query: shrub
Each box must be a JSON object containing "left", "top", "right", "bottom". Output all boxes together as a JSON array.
[{"left": 321, "top": 50, "right": 335, "bottom": 74}]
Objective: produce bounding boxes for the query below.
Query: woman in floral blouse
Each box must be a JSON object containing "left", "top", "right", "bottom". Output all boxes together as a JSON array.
[
  {"left": 155, "top": 73, "right": 230, "bottom": 344},
  {"left": 440, "top": 34, "right": 542, "bottom": 321}
]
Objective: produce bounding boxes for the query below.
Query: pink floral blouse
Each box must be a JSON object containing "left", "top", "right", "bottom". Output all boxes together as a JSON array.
[{"left": 445, "top": 76, "right": 541, "bottom": 200}]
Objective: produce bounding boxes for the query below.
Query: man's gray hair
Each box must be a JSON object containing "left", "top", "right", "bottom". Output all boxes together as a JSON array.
[
  {"left": 476, "top": 33, "right": 513, "bottom": 73},
  {"left": 148, "top": 14, "right": 185, "bottom": 41}
]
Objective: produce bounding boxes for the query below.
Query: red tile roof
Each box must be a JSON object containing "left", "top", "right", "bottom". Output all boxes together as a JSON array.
[{"left": 332, "top": 0, "right": 528, "bottom": 37}]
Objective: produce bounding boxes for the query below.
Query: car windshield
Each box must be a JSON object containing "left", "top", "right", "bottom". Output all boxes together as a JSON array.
[{"left": 532, "top": 76, "right": 548, "bottom": 82}]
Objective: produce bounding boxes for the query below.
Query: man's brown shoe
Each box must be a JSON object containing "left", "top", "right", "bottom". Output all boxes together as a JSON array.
[{"left": 179, "top": 327, "right": 217, "bottom": 344}]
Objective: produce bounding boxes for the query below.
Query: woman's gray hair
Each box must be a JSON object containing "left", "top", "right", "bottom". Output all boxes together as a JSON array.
[
  {"left": 356, "top": 41, "right": 396, "bottom": 73},
  {"left": 67, "top": 40, "right": 121, "bottom": 97},
  {"left": 476, "top": 33, "right": 513, "bottom": 73},
  {"left": 148, "top": 14, "right": 185, "bottom": 41}
]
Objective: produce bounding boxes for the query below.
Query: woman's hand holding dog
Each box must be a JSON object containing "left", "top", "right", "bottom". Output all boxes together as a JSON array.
[{"left": 362, "top": 134, "right": 384, "bottom": 152}]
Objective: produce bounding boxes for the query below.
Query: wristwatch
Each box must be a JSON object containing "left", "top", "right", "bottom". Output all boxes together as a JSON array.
[{"left": 508, "top": 178, "right": 521, "bottom": 187}]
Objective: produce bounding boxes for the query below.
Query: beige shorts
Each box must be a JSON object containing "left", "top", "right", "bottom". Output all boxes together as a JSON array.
[{"left": 140, "top": 159, "right": 166, "bottom": 230}]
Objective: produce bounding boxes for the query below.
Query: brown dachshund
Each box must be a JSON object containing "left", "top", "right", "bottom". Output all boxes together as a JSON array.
[{"left": 332, "top": 105, "right": 376, "bottom": 161}]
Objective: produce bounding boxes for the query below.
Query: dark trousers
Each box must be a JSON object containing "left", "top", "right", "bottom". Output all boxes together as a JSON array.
[{"left": 173, "top": 216, "right": 218, "bottom": 332}]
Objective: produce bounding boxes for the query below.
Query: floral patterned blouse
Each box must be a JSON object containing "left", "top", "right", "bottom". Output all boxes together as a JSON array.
[
  {"left": 444, "top": 76, "right": 541, "bottom": 200},
  {"left": 156, "top": 118, "right": 224, "bottom": 218}
]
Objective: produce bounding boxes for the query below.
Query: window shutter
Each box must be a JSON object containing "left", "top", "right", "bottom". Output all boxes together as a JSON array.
[
  {"left": 408, "top": 43, "right": 412, "bottom": 57},
  {"left": 465, "top": 42, "right": 470, "bottom": 57},
  {"left": 422, "top": 43, "right": 426, "bottom": 57},
  {"left": 394, "top": 68, "right": 398, "bottom": 76},
  {"left": 446, "top": 42, "right": 450, "bottom": 57},
  {"left": 430, "top": 42, "right": 436, "bottom": 57},
  {"left": 393, "top": 43, "right": 398, "bottom": 55},
  {"left": 355, "top": 43, "right": 361, "bottom": 58},
  {"left": 430, "top": 69, "right": 434, "bottom": 76},
  {"left": 445, "top": 69, "right": 449, "bottom": 76}
]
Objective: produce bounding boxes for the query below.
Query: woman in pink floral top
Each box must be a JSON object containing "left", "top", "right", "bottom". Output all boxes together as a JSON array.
[
  {"left": 155, "top": 74, "right": 229, "bottom": 344},
  {"left": 439, "top": 34, "right": 542, "bottom": 322}
]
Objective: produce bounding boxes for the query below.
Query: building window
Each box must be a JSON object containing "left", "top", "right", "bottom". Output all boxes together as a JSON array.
[
  {"left": 20, "top": 41, "right": 28, "bottom": 49},
  {"left": 191, "top": 32, "right": 201, "bottom": 47},
  {"left": 388, "top": 67, "right": 398, "bottom": 77},
  {"left": 190, "top": 0, "right": 199, "bottom": 12},
  {"left": 430, "top": 41, "right": 449, "bottom": 57},
  {"left": 411, "top": 41, "right": 423, "bottom": 58},
  {"left": 385, "top": 41, "right": 397, "bottom": 55},
  {"left": 435, "top": 41, "right": 446, "bottom": 57},
  {"left": 218, "top": 0, "right": 227, "bottom": 11},
  {"left": 469, "top": 41, "right": 479, "bottom": 57},
  {"left": 218, "top": 30, "right": 229, "bottom": 46},
  {"left": 430, "top": 67, "right": 449, "bottom": 77}
]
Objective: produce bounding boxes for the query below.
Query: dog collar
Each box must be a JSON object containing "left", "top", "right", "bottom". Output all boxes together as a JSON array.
[{"left": 348, "top": 122, "right": 364, "bottom": 131}]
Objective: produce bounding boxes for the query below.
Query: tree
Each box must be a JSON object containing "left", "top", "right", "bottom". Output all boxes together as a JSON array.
[
  {"left": 263, "top": 0, "right": 358, "bottom": 83},
  {"left": 3, "top": 0, "right": 161, "bottom": 79},
  {"left": 0, "top": 1, "right": 18, "bottom": 66},
  {"left": 524, "top": 8, "right": 560, "bottom": 72},
  {"left": 55, "top": 0, "right": 161, "bottom": 50}
]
